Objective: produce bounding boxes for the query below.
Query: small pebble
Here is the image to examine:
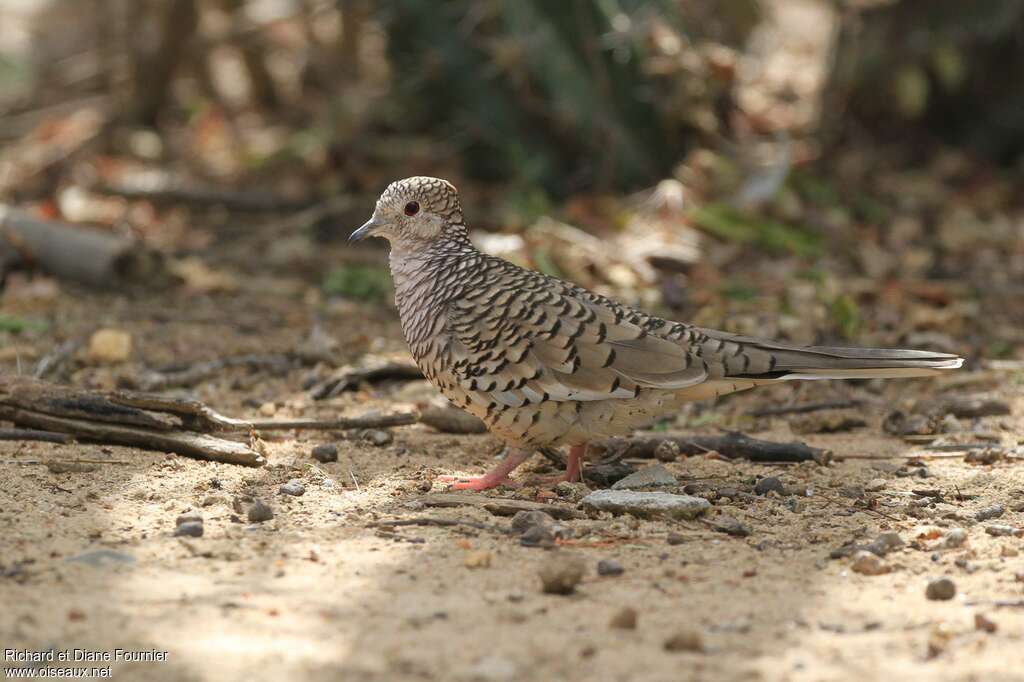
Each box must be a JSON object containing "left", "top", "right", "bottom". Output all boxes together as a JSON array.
[
  {"left": 708, "top": 515, "right": 751, "bottom": 537},
  {"left": 666, "top": 532, "right": 687, "bottom": 546},
  {"left": 925, "top": 577, "right": 956, "bottom": 601},
  {"left": 863, "top": 532, "right": 904, "bottom": 557},
  {"left": 519, "top": 525, "right": 554, "bottom": 548},
  {"left": 510, "top": 510, "right": 554, "bottom": 534},
  {"left": 609, "top": 607, "right": 637, "bottom": 630},
  {"left": 538, "top": 554, "right": 585, "bottom": 595},
  {"left": 864, "top": 478, "right": 887, "bottom": 492},
  {"left": 175, "top": 513, "right": 202, "bottom": 526},
  {"left": 173, "top": 521, "right": 204, "bottom": 538},
  {"left": 596, "top": 559, "right": 624, "bottom": 577},
  {"left": 361, "top": 429, "right": 393, "bottom": 446},
  {"left": 247, "top": 500, "right": 274, "bottom": 524},
  {"left": 984, "top": 524, "right": 1017, "bottom": 537},
  {"left": 851, "top": 550, "right": 890, "bottom": 576},
  {"left": 943, "top": 528, "right": 968, "bottom": 548},
  {"left": 259, "top": 402, "right": 277, "bottom": 417},
  {"left": 663, "top": 630, "right": 704, "bottom": 653},
  {"left": 1002, "top": 545, "right": 1019, "bottom": 558},
  {"left": 974, "top": 613, "right": 998, "bottom": 633},
  {"left": 464, "top": 550, "right": 492, "bottom": 569},
  {"left": 87, "top": 329, "right": 132, "bottom": 363},
  {"left": 279, "top": 479, "right": 306, "bottom": 497},
  {"left": 754, "top": 476, "right": 785, "bottom": 496},
  {"left": 975, "top": 503, "right": 1005, "bottom": 521},
  {"left": 311, "top": 443, "right": 338, "bottom": 463},
  {"left": 654, "top": 440, "right": 681, "bottom": 462}
]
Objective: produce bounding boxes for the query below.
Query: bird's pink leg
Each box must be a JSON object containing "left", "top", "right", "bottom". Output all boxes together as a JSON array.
[
  {"left": 535, "top": 443, "right": 586, "bottom": 485},
  {"left": 564, "top": 443, "right": 585, "bottom": 482},
  {"left": 437, "top": 449, "right": 532, "bottom": 491}
]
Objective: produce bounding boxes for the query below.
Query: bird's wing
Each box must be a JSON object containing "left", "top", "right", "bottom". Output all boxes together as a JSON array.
[{"left": 443, "top": 283, "right": 707, "bottom": 409}]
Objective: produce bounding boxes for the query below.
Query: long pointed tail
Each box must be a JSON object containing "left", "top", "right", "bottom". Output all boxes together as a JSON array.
[{"left": 700, "top": 328, "right": 964, "bottom": 382}]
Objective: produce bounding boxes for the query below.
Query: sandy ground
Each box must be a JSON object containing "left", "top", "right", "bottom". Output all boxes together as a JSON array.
[{"left": 2, "top": 287, "right": 1023, "bottom": 682}]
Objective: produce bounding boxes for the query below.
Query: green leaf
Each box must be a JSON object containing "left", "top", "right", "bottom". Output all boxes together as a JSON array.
[
  {"left": 829, "top": 294, "right": 861, "bottom": 339},
  {"left": 0, "top": 314, "right": 48, "bottom": 333},
  {"left": 690, "top": 203, "right": 823, "bottom": 257}
]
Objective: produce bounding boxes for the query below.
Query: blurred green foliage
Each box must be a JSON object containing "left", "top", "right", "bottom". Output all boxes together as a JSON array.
[
  {"left": 377, "top": 0, "right": 750, "bottom": 195},
  {"left": 0, "top": 314, "right": 48, "bottom": 333},
  {"left": 322, "top": 264, "right": 392, "bottom": 302},
  {"left": 690, "top": 204, "right": 823, "bottom": 258}
]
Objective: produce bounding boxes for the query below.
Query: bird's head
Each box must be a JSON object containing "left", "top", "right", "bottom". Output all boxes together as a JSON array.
[{"left": 350, "top": 176, "right": 466, "bottom": 247}]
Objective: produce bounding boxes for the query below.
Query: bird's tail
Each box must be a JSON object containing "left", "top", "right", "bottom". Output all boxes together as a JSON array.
[{"left": 699, "top": 328, "right": 964, "bottom": 382}]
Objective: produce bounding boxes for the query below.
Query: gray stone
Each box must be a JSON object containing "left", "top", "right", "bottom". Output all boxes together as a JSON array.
[
  {"left": 173, "top": 521, "right": 204, "bottom": 538},
  {"left": 863, "top": 532, "right": 904, "bottom": 557},
  {"left": 708, "top": 514, "right": 751, "bottom": 537},
  {"left": 754, "top": 476, "right": 785, "bottom": 496},
  {"left": 279, "top": 479, "right": 306, "bottom": 496},
  {"left": 519, "top": 525, "right": 555, "bottom": 548},
  {"left": 596, "top": 559, "right": 624, "bottom": 576},
  {"left": 65, "top": 549, "right": 135, "bottom": 566},
  {"left": 361, "top": 429, "right": 393, "bottom": 446},
  {"left": 864, "top": 478, "right": 887, "bottom": 492},
  {"left": 247, "top": 500, "right": 274, "bottom": 523},
  {"left": 943, "top": 528, "right": 968, "bottom": 548},
  {"left": 580, "top": 490, "right": 710, "bottom": 520},
  {"left": 610, "top": 464, "right": 677, "bottom": 490},
  {"left": 311, "top": 443, "right": 338, "bottom": 463},
  {"left": 509, "top": 510, "right": 554, "bottom": 534},
  {"left": 926, "top": 577, "right": 956, "bottom": 601},
  {"left": 975, "top": 504, "right": 1005, "bottom": 521},
  {"left": 984, "top": 524, "right": 1017, "bottom": 537},
  {"left": 175, "top": 513, "right": 202, "bottom": 526}
]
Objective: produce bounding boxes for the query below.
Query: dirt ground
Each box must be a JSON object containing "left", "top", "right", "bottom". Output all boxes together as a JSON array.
[{"left": 2, "top": 279, "right": 1023, "bottom": 682}]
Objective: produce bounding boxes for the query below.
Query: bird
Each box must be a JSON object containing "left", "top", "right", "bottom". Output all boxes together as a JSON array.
[{"left": 350, "top": 176, "right": 964, "bottom": 491}]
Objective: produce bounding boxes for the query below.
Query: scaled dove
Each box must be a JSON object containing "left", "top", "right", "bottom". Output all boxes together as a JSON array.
[{"left": 350, "top": 177, "right": 963, "bottom": 490}]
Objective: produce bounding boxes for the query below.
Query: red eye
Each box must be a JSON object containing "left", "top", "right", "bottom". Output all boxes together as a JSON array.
[{"left": 404, "top": 201, "right": 420, "bottom": 216}]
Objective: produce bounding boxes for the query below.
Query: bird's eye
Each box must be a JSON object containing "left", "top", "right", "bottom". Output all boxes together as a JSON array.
[{"left": 404, "top": 201, "right": 420, "bottom": 216}]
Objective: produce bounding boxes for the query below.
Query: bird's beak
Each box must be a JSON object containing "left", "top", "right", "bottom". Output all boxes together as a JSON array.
[{"left": 349, "top": 216, "right": 383, "bottom": 242}]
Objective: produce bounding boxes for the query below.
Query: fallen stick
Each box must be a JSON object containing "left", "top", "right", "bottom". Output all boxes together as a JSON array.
[
  {"left": 0, "top": 377, "right": 421, "bottom": 466},
  {"left": 0, "top": 428, "right": 73, "bottom": 444},
  {"left": 0, "top": 205, "right": 166, "bottom": 289},
  {"left": 747, "top": 399, "right": 863, "bottom": 418},
  {"left": 0, "top": 377, "right": 260, "bottom": 464},
  {"left": 243, "top": 412, "right": 419, "bottom": 431},
  {"left": 591, "top": 431, "right": 830, "bottom": 464},
  {"left": 0, "top": 405, "right": 264, "bottom": 466}
]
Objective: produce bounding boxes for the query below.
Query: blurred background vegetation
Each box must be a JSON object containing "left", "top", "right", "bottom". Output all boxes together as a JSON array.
[{"left": 1, "top": 0, "right": 1023, "bottom": 364}]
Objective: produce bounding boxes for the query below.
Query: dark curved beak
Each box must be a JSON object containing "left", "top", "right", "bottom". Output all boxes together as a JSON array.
[{"left": 349, "top": 217, "right": 382, "bottom": 242}]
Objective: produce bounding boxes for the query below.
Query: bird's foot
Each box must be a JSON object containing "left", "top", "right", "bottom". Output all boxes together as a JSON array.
[
  {"left": 436, "top": 449, "right": 533, "bottom": 491},
  {"left": 532, "top": 470, "right": 583, "bottom": 487},
  {"left": 436, "top": 473, "right": 520, "bottom": 491}
]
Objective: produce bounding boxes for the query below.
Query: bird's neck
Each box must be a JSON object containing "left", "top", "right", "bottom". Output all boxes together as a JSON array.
[{"left": 389, "top": 237, "right": 479, "bottom": 341}]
